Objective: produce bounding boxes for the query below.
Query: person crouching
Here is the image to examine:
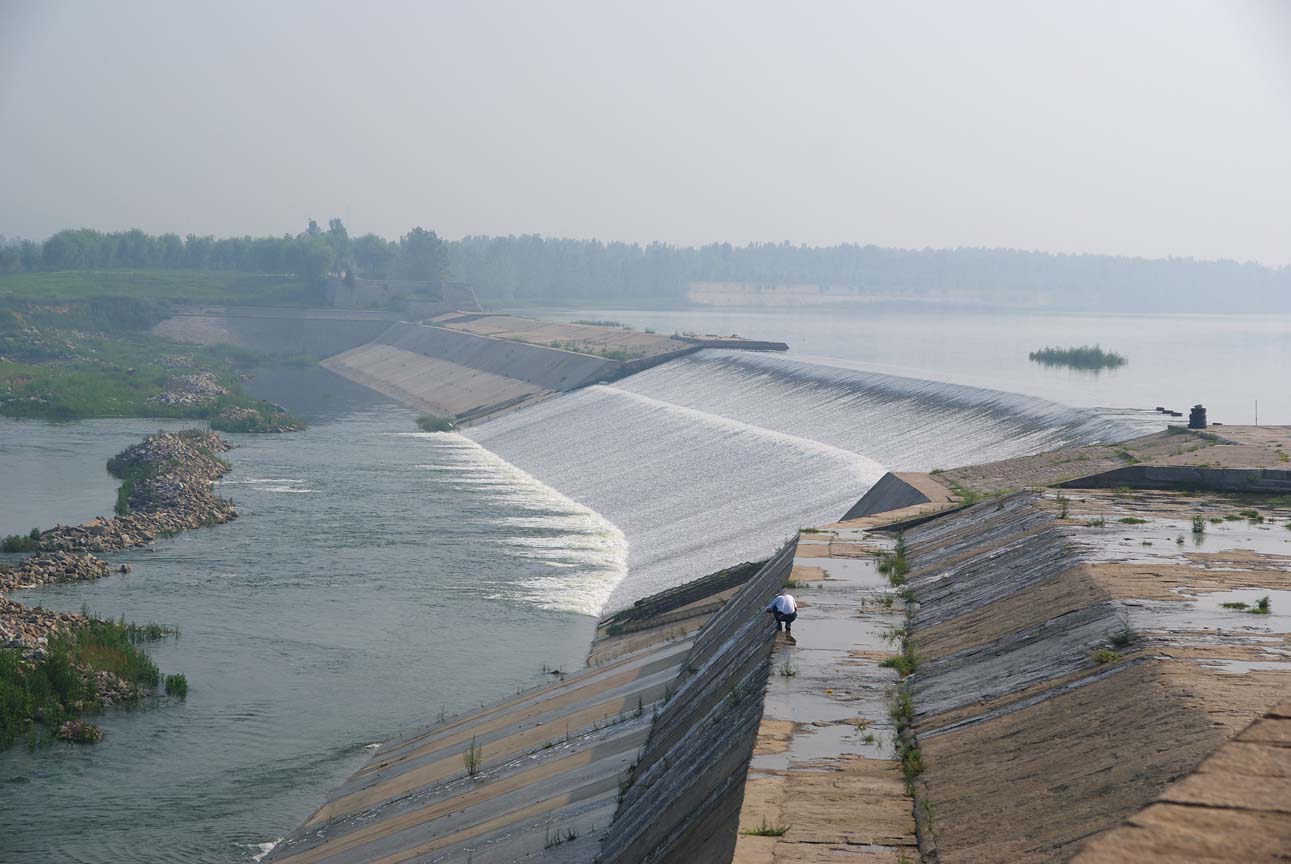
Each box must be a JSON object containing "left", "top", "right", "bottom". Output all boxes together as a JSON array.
[{"left": 765, "top": 589, "right": 798, "bottom": 641}]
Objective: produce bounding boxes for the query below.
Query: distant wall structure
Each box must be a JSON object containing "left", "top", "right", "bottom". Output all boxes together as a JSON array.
[
  {"left": 152, "top": 306, "right": 400, "bottom": 357},
  {"left": 324, "top": 276, "right": 481, "bottom": 316},
  {"left": 321, "top": 322, "right": 622, "bottom": 423},
  {"left": 1058, "top": 465, "right": 1291, "bottom": 494}
]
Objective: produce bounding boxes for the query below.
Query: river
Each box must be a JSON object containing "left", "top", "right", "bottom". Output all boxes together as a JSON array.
[{"left": 2, "top": 305, "right": 1284, "bottom": 860}]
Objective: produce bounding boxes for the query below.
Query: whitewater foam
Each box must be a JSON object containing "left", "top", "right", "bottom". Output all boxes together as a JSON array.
[{"left": 406, "top": 433, "right": 628, "bottom": 615}]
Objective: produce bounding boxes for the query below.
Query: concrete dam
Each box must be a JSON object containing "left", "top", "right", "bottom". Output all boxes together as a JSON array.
[{"left": 159, "top": 307, "right": 1287, "bottom": 862}]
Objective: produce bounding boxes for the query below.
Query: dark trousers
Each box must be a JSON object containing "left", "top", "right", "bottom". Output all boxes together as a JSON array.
[{"left": 773, "top": 610, "right": 797, "bottom": 632}]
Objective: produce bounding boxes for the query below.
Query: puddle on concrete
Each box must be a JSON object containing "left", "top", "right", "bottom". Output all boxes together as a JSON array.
[
  {"left": 1194, "top": 658, "right": 1291, "bottom": 674},
  {"left": 1125, "top": 587, "right": 1291, "bottom": 635},
  {"left": 793, "top": 556, "right": 889, "bottom": 589}
]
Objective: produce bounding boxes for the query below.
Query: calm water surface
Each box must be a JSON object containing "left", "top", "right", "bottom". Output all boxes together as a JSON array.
[
  {"left": 551, "top": 307, "right": 1291, "bottom": 425},
  {"left": 0, "top": 394, "right": 610, "bottom": 862}
]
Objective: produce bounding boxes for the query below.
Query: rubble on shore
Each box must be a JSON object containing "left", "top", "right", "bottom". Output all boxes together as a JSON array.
[
  {"left": 36, "top": 430, "right": 237, "bottom": 553},
  {"left": 147, "top": 371, "right": 228, "bottom": 406},
  {"left": 210, "top": 404, "right": 303, "bottom": 433},
  {"left": 2, "top": 430, "right": 234, "bottom": 648}
]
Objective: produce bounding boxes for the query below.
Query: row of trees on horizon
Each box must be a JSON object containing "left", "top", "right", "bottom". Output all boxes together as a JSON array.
[{"left": 2, "top": 222, "right": 1288, "bottom": 311}]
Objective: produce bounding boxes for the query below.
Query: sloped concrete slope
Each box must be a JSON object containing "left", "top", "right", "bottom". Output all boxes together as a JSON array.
[
  {"left": 265, "top": 638, "right": 692, "bottom": 864},
  {"left": 901, "top": 490, "right": 1291, "bottom": 863},
  {"left": 322, "top": 323, "right": 620, "bottom": 422},
  {"left": 598, "top": 541, "right": 798, "bottom": 864},
  {"left": 264, "top": 549, "right": 795, "bottom": 864},
  {"left": 840, "top": 471, "right": 956, "bottom": 521},
  {"left": 155, "top": 306, "right": 400, "bottom": 356},
  {"left": 1073, "top": 700, "right": 1291, "bottom": 863}
]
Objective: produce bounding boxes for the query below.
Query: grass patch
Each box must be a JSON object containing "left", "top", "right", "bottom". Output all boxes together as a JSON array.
[
  {"left": 879, "top": 644, "right": 919, "bottom": 677},
  {"left": 1028, "top": 344, "right": 1127, "bottom": 370},
  {"left": 1192, "top": 514, "right": 1206, "bottom": 534},
  {"left": 1106, "top": 621, "right": 1138, "bottom": 649},
  {"left": 0, "top": 269, "right": 310, "bottom": 306},
  {"left": 1, "top": 528, "right": 41, "bottom": 553},
  {"left": 740, "top": 817, "right": 791, "bottom": 837},
  {"left": 877, "top": 535, "right": 910, "bottom": 586},
  {"left": 1117, "top": 517, "right": 1148, "bottom": 525},
  {"left": 1249, "top": 595, "right": 1272, "bottom": 615},
  {"left": 782, "top": 579, "right": 811, "bottom": 590},
  {"left": 1091, "top": 648, "right": 1121, "bottom": 665},
  {"left": 164, "top": 673, "right": 188, "bottom": 699},
  {"left": 1220, "top": 601, "right": 1249, "bottom": 610},
  {"left": 0, "top": 618, "right": 170, "bottom": 749},
  {"left": 463, "top": 734, "right": 483, "bottom": 776},
  {"left": 416, "top": 414, "right": 455, "bottom": 433}
]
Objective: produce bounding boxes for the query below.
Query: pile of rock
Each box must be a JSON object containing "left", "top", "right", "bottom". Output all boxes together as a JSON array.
[
  {"left": 0, "top": 552, "right": 110, "bottom": 590},
  {"left": 0, "top": 595, "right": 86, "bottom": 650},
  {"left": 212, "top": 404, "right": 302, "bottom": 433},
  {"left": 158, "top": 354, "right": 193, "bottom": 369},
  {"left": 148, "top": 371, "right": 228, "bottom": 406},
  {"left": 38, "top": 431, "right": 238, "bottom": 553}
]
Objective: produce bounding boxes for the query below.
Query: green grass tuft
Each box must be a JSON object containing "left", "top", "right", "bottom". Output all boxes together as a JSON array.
[
  {"left": 416, "top": 414, "right": 455, "bottom": 433},
  {"left": 740, "top": 817, "right": 791, "bottom": 837}
]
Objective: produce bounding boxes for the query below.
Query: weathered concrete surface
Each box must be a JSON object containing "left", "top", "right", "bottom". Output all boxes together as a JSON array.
[
  {"left": 599, "top": 541, "right": 799, "bottom": 864},
  {"left": 589, "top": 561, "right": 764, "bottom": 667},
  {"left": 322, "top": 322, "right": 621, "bottom": 423},
  {"left": 899, "top": 484, "right": 1291, "bottom": 863},
  {"left": 266, "top": 549, "right": 795, "bottom": 864},
  {"left": 154, "top": 306, "right": 400, "bottom": 356},
  {"left": 1072, "top": 700, "right": 1291, "bottom": 863},
  {"left": 840, "top": 471, "right": 957, "bottom": 521},
  {"left": 266, "top": 636, "right": 692, "bottom": 864},
  {"left": 1060, "top": 464, "right": 1291, "bottom": 494},
  {"left": 733, "top": 527, "right": 918, "bottom": 864},
  {"left": 429, "top": 314, "right": 695, "bottom": 363},
  {"left": 936, "top": 428, "right": 1215, "bottom": 494}
]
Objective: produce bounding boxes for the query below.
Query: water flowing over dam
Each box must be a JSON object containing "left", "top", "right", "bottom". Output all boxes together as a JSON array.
[{"left": 469, "top": 350, "right": 1150, "bottom": 611}]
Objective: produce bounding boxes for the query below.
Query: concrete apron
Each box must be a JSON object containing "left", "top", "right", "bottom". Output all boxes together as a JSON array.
[{"left": 733, "top": 526, "right": 918, "bottom": 863}]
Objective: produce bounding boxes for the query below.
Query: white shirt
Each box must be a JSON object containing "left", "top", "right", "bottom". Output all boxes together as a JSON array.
[{"left": 767, "top": 594, "right": 797, "bottom": 614}]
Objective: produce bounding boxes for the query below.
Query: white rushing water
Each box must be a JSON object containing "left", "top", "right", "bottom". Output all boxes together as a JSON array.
[
  {"left": 470, "top": 351, "right": 1156, "bottom": 610},
  {"left": 399, "top": 432, "right": 629, "bottom": 615}
]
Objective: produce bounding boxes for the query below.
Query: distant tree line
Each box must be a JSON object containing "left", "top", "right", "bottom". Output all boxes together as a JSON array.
[
  {"left": 0, "top": 220, "right": 447, "bottom": 289},
  {"left": 3, "top": 224, "right": 1288, "bottom": 312}
]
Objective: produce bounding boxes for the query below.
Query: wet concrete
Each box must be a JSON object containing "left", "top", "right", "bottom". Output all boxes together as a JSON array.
[{"left": 733, "top": 527, "right": 917, "bottom": 863}]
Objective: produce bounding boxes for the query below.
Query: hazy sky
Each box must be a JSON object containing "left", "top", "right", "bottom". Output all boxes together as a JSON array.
[{"left": 2, "top": 1, "right": 1289, "bottom": 264}]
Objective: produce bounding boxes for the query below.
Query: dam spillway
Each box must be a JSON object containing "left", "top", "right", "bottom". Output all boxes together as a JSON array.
[{"left": 468, "top": 350, "right": 1151, "bottom": 610}]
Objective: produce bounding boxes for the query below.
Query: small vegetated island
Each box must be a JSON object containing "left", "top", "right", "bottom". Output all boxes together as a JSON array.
[
  {"left": 1028, "top": 344, "right": 1127, "bottom": 371},
  {"left": 0, "top": 429, "right": 237, "bottom": 749}
]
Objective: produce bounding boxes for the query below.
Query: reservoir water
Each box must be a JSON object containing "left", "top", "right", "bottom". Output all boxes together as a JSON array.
[{"left": 4, "top": 307, "right": 1280, "bottom": 860}]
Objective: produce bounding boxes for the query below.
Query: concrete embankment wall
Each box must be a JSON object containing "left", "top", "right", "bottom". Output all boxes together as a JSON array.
[
  {"left": 1059, "top": 464, "right": 1291, "bottom": 494},
  {"left": 598, "top": 541, "right": 797, "bottom": 864},
  {"left": 265, "top": 548, "right": 794, "bottom": 864},
  {"left": 153, "top": 306, "right": 399, "bottom": 357},
  {"left": 900, "top": 492, "right": 1291, "bottom": 862},
  {"left": 322, "top": 322, "right": 622, "bottom": 422}
]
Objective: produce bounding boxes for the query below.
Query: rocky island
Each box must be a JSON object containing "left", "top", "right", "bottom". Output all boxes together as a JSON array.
[{"left": 0, "top": 429, "right": 239, "bottom": 747}]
